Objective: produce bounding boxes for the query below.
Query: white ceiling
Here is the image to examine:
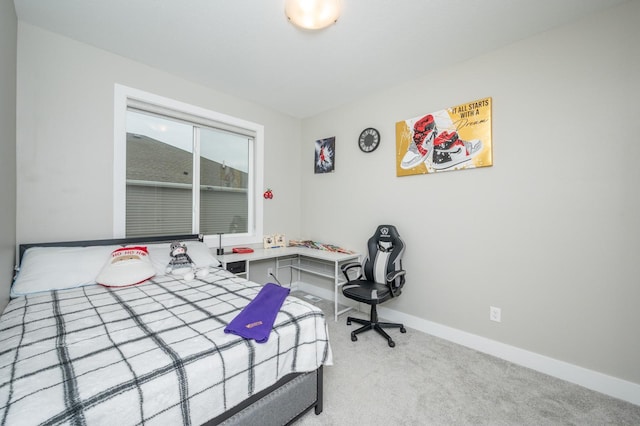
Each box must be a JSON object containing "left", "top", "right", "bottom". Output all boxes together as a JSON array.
[{"left": 14, "top": 0, "right": 628, "bottom": 118}]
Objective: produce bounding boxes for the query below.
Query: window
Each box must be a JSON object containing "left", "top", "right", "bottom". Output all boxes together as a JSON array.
[{"left": 114, "top": 85, "right": 264, "bottom": 247}]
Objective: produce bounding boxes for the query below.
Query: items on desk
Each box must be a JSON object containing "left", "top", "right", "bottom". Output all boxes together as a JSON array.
[
  {"left": 263, "top": 234, "right": 286, "bottom": 249},
  {"left": 289, "top": 239, "right": 356, "bottom": 254},
  {"left": 216, "top": 233, "right": 225, "bottom": 255},
  {"left": 232, "top": 247, "right": 254, "bottom": 254}
]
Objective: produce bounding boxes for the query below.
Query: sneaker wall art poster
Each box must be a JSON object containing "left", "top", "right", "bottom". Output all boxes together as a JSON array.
[
  {"left": 396, "top": 97, "right": 492, "bottom": 176},
  {"left": 315, "top": 136, "right": 335, "bottom": 174}
]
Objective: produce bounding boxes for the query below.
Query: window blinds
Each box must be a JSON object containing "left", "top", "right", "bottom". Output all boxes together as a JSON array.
[{"left": 127, "top": 99, "right": 257, "bottom": 139}]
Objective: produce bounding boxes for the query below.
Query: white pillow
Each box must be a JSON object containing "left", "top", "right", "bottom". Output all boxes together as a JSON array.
[
  {"left": 11, "top": 245, "right": 120, "bottom": 297},
  {"left": 146, "top": 241, "right": 220, "bottom": 275},
  {"left": 96, "top": 246, "right": 156, "bottom": 287}
]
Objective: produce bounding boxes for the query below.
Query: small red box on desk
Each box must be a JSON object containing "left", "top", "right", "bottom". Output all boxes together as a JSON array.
[{"left": 232, "top": 247, "right": 254, "bottom": 254}]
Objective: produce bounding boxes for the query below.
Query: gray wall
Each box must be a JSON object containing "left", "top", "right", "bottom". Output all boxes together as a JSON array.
[
  {"left": 12, "top": 0, "right": 639, "bottom": 393},
  {"left": 300, "top": 2, "right": 640, "bottom": 385},
  {"left": 0, "top": 0, "right": 17, "bottom": 313},
  {"left": 16, "top": 23, "right": 302, "bottom": 245}
]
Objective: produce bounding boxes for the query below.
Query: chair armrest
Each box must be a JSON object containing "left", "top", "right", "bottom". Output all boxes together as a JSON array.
[
  {"left": 386, "top": 269, "right": 405, "bottom": 283},
  {"left": 386, "top": 269, "right": 406, "bottom": 297},
  {"left": 341, "top": 262, "right": 362, "bottom": 282}
]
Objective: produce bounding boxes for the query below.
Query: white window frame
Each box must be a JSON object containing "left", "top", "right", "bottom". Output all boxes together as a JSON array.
[{"left": 113, "top": 84, "right": 264, "bottom": 247}]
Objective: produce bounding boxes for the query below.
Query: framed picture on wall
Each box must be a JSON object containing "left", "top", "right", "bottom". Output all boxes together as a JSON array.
[
  {"left": 314, "top": 137, "right": 335, "bottom": 174},
  {"left": 396, "top": 97, "right": 493, "bottom": 176}
]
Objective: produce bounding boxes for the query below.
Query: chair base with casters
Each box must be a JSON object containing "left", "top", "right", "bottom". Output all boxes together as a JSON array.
[
  {"left": 341, "top": 224, "right": 407, "bottom": 348},
  {"left": 346, "top": 302, "right": 406, "bottom": 348}
]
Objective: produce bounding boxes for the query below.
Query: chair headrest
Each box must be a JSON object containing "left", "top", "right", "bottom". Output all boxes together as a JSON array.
[{"left": 373, "top": 225, "right": 402, "bottom": 249}]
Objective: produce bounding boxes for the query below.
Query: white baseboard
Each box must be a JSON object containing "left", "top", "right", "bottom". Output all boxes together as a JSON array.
[{"left": 296, "top": 282, "right": 640, "bottom": 407}]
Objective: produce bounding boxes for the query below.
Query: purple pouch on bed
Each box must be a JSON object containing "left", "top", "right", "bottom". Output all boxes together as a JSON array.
[{"left": 224, "top": 283, "right": 290, "bottom": 343}]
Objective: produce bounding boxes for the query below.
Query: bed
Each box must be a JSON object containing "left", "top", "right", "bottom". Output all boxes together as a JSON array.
[{"left": 0, "top": 234, "right": 331, "bottom": 425}]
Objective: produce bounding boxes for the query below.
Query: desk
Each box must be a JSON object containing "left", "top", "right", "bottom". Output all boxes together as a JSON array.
[{"left": 218, "top": 247, "right": 360, "bottom": 321}]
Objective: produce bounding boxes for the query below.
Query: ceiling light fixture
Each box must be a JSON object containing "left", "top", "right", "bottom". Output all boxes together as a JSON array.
[{"left": 285, "top": 0, "right": 341, "bottom": 30}]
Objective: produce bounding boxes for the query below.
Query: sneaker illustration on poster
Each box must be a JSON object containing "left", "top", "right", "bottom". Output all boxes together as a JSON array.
[
  {"left": 400, "top": 114, "right": 438, "bottom": 169},
  {"left": 431, "top": 130, "right": 483, "bottom": 170}
]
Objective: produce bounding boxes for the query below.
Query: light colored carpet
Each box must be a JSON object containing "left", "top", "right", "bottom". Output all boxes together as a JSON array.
[{"left": 293, "top": 291, "right": 640, "bottom": 425}]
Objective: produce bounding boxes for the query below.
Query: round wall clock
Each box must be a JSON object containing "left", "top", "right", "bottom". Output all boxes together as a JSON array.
[{"left": 358, "top": 127, "right": 380, "bottom": 153}]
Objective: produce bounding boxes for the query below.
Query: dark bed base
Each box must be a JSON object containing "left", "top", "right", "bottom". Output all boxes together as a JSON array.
[
  {"left": 16, "top": 234, "right": 325, "bottom": 426},
  {"left": 208, "top": 366, "right": 323, "bottom": 426}
]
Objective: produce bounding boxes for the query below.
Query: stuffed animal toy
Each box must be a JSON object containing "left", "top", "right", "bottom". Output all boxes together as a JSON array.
[{"left": 166, "top": 241, "right": 209, "bottom": 281}]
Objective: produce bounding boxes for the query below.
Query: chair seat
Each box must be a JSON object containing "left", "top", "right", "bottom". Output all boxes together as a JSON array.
[{"left": 342, "top": 280, "right": 392, "bottom": 304}]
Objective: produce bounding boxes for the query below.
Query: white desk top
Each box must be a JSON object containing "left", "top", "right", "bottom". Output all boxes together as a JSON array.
[{"left": 217, "top": 246, "right": 359, "bottom": 264}]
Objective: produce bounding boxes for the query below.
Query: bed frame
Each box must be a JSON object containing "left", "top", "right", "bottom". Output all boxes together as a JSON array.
[{"left": 16, "top": 234, "right": 325, "bottom": 426}]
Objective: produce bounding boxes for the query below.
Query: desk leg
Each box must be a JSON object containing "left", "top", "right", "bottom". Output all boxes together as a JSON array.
[{"left": 334, "top": 261, "right": 339, "bottom": 322}]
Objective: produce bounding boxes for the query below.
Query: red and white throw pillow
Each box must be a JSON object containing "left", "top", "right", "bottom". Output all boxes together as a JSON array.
[{"left": 96, "top": 246, "right": 155, "bottom": 287}]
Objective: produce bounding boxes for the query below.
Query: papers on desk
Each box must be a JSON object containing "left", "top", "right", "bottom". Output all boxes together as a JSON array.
[{"left": 289, "top": 240, "right": 356, "bottom": 254}]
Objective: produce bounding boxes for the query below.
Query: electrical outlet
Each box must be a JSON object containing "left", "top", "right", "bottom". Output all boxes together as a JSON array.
[
  {"left": 490, "top": 306, "right": 501, "bottom": 322},
  {"left": 267, "top": 267, "right": 273, "bottom": 278}
]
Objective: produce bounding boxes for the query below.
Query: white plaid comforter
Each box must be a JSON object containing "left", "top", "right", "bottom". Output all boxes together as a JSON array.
[{"left": 0, "top": 268, "right": 332, "bottom": 425}]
